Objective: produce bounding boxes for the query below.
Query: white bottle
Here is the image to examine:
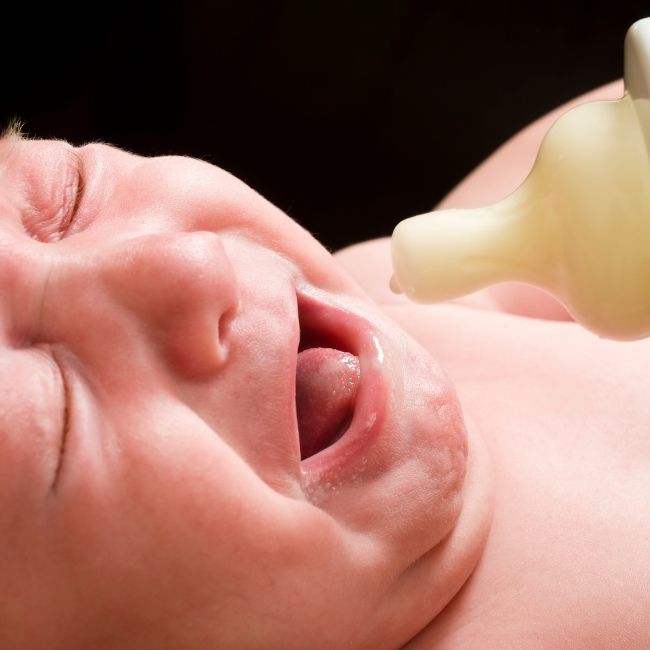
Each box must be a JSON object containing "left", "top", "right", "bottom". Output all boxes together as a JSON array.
[{"left": 391, "top": 18, "right": 650, "bottom": 340}]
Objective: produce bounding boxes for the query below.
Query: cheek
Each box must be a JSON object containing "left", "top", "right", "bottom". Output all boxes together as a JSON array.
[
  {"left": 114, "top": 466, "right": 364, "bottom": 644},
  {"left": 45, "top": 409, "right": 307, "bottom": 642},
  {"left": 0, "top": 351, "right": 64, "bottom": 504},
  {"left": 103, "top": 411, "right": 377, "bottom": 646}
]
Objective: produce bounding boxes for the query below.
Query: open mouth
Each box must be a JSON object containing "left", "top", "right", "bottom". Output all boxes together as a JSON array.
[{"left": 296, "top": 298, "right": 361, "bottom": 460}]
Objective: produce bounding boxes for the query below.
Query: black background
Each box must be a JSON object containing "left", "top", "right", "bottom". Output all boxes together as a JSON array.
[{"left": 2, "top": 1, "right": 648, "bottom": 250}]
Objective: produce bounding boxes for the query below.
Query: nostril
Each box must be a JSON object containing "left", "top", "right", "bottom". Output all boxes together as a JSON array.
[
  {"left": 218, "top": 302, "right": 239, "bottom": 354},
  {"left": 165, "top": 309, "right": 237, "bottom": 379},
  {"left": 158, "top": 290, "right": 241, "bottom": 380}
]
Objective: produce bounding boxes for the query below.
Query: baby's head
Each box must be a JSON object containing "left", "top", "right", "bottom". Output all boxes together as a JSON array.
[{"left": 0, "top": 132, "right": 488, "bottom": 649}]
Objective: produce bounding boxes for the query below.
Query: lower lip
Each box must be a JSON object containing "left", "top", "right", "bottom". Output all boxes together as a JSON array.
[{"left": 297, "top": 292, "right": 388, "bottom": 488}]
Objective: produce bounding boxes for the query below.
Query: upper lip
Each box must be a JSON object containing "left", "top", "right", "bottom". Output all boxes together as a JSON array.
[{"left": 296, "top": 290, "right": 360, "bottom": 357}]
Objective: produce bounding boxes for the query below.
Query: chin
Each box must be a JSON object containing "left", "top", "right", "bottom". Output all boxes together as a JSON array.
[{"left": 288, "top": 282, "right": 494, "bottom": 646}]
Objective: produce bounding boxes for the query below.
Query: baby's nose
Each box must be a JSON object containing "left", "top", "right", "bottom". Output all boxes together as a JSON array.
[{"left": 99, "top": 231, "right": 240, "bottom": 378}]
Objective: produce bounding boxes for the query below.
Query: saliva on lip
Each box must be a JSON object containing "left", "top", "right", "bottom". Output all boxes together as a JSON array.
[{"left": 391, "top": 17, "right": 650, "bottom": 341}]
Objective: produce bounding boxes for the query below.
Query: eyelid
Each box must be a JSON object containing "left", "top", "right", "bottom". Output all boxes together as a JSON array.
[
  {"left": 49, "top": 349, "right": 71, "bottom": 494},
  {"left": 59, "top": 149, "right": 85, "bottom": 237},
  {"left": 21, "top": 146, "right": 85, "bottom": 242}
]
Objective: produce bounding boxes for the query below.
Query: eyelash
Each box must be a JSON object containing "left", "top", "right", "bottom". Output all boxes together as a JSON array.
[
  {"left": 59, "top": 151, "right": 85, "bottom": 237},
  {"left": 49, "top": 350, "right": 71, "bottom": 494}
]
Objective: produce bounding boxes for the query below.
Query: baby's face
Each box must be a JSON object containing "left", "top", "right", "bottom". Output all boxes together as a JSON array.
[{"left": 0, "top": 136, "right": 473, "bottom": 648}]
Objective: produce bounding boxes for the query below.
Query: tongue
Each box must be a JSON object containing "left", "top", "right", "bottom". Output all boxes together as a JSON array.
[{"left": 296, "top": 347, "right": 360, "bottom": 459}]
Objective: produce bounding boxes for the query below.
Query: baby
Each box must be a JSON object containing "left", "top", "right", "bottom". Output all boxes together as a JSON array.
[{"left": 0, "top": 80, "right": 648, "bottom": 650}]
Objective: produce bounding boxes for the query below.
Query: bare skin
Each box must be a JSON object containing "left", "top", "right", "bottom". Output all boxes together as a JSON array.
[
  {"left": 336, "top": 80, "right": 650, "bottom": 648},
  {"left": 2, "top": 79, "right": 648, "bottom": 649},
  {"left": 0, "top": 131, "right": 490, "bottom": 649}
]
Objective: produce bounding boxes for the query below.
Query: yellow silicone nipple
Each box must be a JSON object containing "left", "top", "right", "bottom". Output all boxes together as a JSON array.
[{"left": 391, "top": 18, "right": 650, "bottom": 341}]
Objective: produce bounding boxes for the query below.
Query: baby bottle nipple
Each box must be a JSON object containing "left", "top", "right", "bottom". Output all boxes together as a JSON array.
[{"left": 391, "top": 18, "right": 650, "bottom": 340}]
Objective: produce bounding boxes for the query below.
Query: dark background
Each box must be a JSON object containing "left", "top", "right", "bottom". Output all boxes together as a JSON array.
[{"left": 2, "top": 1, "right": 648, "bottom": 250}]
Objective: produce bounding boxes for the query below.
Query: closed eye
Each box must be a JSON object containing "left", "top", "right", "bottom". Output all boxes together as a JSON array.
[
  {"left": 59, "top": 149, "right": 85, "bottom": 237},
  {"left": 49, "top": 350, "right": 71, "bottom": 494},
  {"left": 21, "top": 145, "right": 86, "bottom": 242}
]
